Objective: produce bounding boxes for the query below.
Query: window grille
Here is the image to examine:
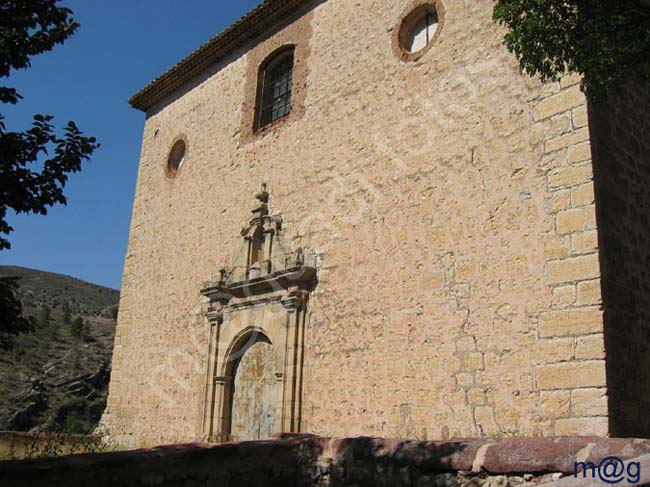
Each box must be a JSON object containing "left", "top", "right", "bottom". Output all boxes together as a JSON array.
[{"left": 257, "top": 48, "right": 294, "bottom": 129}]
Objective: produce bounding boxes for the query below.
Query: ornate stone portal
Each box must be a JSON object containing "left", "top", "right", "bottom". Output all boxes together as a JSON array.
[{"left": 200, "top": 185, "right": 317, "bottom": 442}]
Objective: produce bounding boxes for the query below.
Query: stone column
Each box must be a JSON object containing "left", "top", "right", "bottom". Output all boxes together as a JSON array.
[
  {"left": 202, "top": 306, "right": 224, "bottom": 441},
  {"left": 280, "top": 291, "right": 306, "bottom": 432},
  {"left": 212, "top": 375, "right": 230, "bottom": 442},
  {"left": 294, "top": 295, "right": 308, "bottom": 431}
]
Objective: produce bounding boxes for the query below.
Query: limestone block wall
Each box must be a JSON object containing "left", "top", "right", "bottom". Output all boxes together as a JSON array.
[
  {"left": 531, "top": 76, "right": 607, "bottom": 437},
  {"left": 101, "top": 0, "right": 613, "bottom": 447}
]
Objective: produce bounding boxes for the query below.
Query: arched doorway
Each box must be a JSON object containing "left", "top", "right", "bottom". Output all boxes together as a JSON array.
[
  {"left": 200, "top": 185, "right": 317, "bottom": 442},
  {"left": 227, "top": 333, "right": 276, "bottom": 441}
]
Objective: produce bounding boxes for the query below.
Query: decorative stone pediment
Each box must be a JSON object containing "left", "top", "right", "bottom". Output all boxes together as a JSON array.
[{"left": 202, "top": 183, "right": 316, "bottom": 303}]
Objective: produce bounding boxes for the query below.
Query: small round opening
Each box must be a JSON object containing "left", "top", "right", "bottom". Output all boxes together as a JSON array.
[
  {"left": 167, "top": 139, "right": 186, "bottom": 177},
  {"left": 406, "top": 11, "right": 439, "bottom": 53},
  {"left": 395, "top": 2, "right": 444, "bottom": 61}
]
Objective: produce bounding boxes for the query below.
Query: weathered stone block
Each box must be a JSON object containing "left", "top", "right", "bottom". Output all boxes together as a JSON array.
[
  {"left": 540, "top": 307, "right": 602, "bottom": 337},
  {"left": 547, "top": 254, "right": 600, "bottom": 285},
  {"left": 540, "top": 390, "right": 570, "bottom": 418},
  {"left": 555, "top": 417, "right": 608, "bottom": 436},
  {"left": 556, "top": 206, "right": 596, "bottom": 235},
  {"left": 571, "top": 230, "right": 599, "bottom": 255},
  {"left": 456, "top": 336, "right": 477, "bottom": 353},
  {"left": 544, "top": 238, "right": 571, "bottom": 260},
  {"left": 548, "top": 189, "right": 571, "bottom": 213},
  {"left": 571, "top": 182, "right": 595, "bottom": 207},
  {"left": 533, "top": 85, "right": 584, "bottom": 121},
  {"left": 551, "top": 285, "right": 576, "bottom": 308},
  {"left": 467, "top": 388, "right": 486, "bottom": 406},
  {"left": 572, "top": 105, "right": 588, "bottom": 129},
  {"left": 575, "top": 334, "right": 605, "bottom": 360},
  {"left": 537, "top": 361, "right": 606, "bottom": 390},
  {"left": 537, "top": 338, "right": 575, "bottom": 363},
  {"left": 474, "top": 406, "right": 499, "bottom": 435},
  {"left": 576, "top": 279, "right": 602, "bottom": 306},
  {"left": 572, "top": 388, "right": 608, "bottom": 416},
  {"left": 545, "top": 127, "right": 589, "bottom": 153},
  {"left": 548, "top": 164, "right": 592, "bottom": 190},
  {"left": 456, "top": 373, "right": 474, "bottom": 388},
  {"left": 541, "top": 150, "right": 568, "bottom": 170},
  {"left": 464, "top": 353, "right": 484, "bottom": 371},
  {"left": 568, "top": 142, "right": 592, "bottom": 164}
]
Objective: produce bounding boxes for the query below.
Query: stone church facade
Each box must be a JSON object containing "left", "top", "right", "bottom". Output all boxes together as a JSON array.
[{"left": 100, "top": 0, "right": 650, "bottom": 448}]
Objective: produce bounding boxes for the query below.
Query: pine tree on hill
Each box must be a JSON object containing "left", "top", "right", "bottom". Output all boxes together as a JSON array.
[
  {"left": 36, "top": 306, "right": 51, "bottom": 329},
  {"left": 82, "top": 318, "right": 90, "bottom": 340},
  {"left": 71, "top": 316, "right": 84, "bottom": 340},
  {"left": 62, "top": 302, "right": 71, "bottom": 325}
]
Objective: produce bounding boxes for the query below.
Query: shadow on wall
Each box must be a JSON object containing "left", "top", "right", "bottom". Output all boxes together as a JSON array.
[
  {"left": 7, "top": 435, "right": 650, "bottom": 486},
  {"left": 326, "top": 436, "right": 473, "bottom": 486},
  {"left": 0, "top": 436, "right": 324, "bottom": 487},
  {"left": 589, "top": 78, "right": 650, "bottom": 438},
  {"left": 0, "top": 435, "right": 474, "bottom": 487}
]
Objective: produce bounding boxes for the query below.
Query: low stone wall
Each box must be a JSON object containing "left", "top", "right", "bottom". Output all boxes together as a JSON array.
[
  {"left": 2, "top": 435, "right": 650, "bottom": 486},
  {"left": 0, "top": 431, "right": 105, "bottom": 461}
]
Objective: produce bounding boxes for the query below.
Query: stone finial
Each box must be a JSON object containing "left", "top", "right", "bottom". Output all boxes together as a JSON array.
[
  {"left": 218, "top": 267, "right": 228, "bottom": 285},
  {"left": 294, "top": 247, "right": 304, "bottom": 266},
  {"left": 256, "top": 182, "right": 269, "bottom": 205},
  {"left": 251, "top": 182, "right": 270, "bottom": 219}
]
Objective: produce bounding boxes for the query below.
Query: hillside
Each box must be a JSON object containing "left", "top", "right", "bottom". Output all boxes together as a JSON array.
[
  {"left": 0, "top": 266, "right": 119, "bottom": 317},
  {"left": 0, "top": 266, "right": 119, "bottom": 434}
]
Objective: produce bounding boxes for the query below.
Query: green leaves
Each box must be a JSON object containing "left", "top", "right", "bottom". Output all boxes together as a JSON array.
[
  {"left": 0, "top": 0, "right": 99, "bottom": 251},
  {"left": 493, "top": 0, "right": 650, "bottom": 99},
  {"left": 0, "top": 0, "right": 78, "bottom": 81},
  {"left": 0, "top": 277, "right": 31, "bottom": 349},
  {"left": 0, "top": 114, "right": 100, "bottom": 250}
]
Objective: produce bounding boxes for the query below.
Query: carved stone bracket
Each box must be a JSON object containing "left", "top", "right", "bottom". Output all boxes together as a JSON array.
[{"left": 281, "top": 290, "right": 309, "bottom": 311}]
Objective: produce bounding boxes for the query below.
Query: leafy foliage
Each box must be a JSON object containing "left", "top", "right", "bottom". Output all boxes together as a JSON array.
[
  {"left": 0, "top": 0, "right": 100, "bottom": 251},
  {"left": 104, "top": 304, "right": 118, "bottom": 320},
  {"left": 493, "top": 0, "right": 650, "bottom": 99},
  {"left": 60, "top": 410, "right": 87, "bottom": 434},
  {"left": 0, "top": 276, "right": 31, "bottom": 348}
]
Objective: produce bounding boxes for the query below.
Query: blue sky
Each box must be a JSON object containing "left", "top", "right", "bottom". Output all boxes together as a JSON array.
[{"left": 0, "top": 0, "right": 261, "bottom": 290}]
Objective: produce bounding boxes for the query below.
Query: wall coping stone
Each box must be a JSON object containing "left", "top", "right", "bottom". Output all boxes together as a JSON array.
[{"left": 3, "top": 435, "right": 650, "bottom": 476}]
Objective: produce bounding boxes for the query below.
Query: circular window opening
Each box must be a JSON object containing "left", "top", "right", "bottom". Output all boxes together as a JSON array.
[
  {"left": 166, "top": 139, "right": 186, "bottom": 177},
  {"left": 396, "top": 3, "right": 444, "bottom": 61}
]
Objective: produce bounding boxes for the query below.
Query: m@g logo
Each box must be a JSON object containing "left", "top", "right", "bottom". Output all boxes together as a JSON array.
[{"left": 574, "top": 457, "right": 641, "bottom": 484}]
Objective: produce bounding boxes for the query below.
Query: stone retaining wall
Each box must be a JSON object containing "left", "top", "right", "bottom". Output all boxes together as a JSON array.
[
  {"left": 0, "top": 431, "right": 105, "bottom": 461},
  {"left": 3, "top": 435, "right": 650, "bottom": 486}
]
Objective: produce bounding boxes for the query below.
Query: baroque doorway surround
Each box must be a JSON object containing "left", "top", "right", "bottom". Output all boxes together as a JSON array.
[{"left": 200, "top": 184, "right": 317, "bottom": 442}]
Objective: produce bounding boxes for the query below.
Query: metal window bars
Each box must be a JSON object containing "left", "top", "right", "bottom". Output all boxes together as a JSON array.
[{"left": 259, "top": 54, "right": 293, "bottom": 128}]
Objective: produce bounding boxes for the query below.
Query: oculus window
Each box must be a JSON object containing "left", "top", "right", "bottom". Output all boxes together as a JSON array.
[
  {"left": 408, "top": 11, "right": 439, "bottom": 52},
  {"left": 394, "top": 2, "right": 444, "bottom": 61},
  {"left": 166, "top": 139, "right": 186, "bottom": 177}
]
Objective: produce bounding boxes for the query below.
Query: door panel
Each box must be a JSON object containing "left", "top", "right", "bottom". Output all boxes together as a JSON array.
[{"left": 229, "top": 337, "right": 275, "bottom": 441}]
